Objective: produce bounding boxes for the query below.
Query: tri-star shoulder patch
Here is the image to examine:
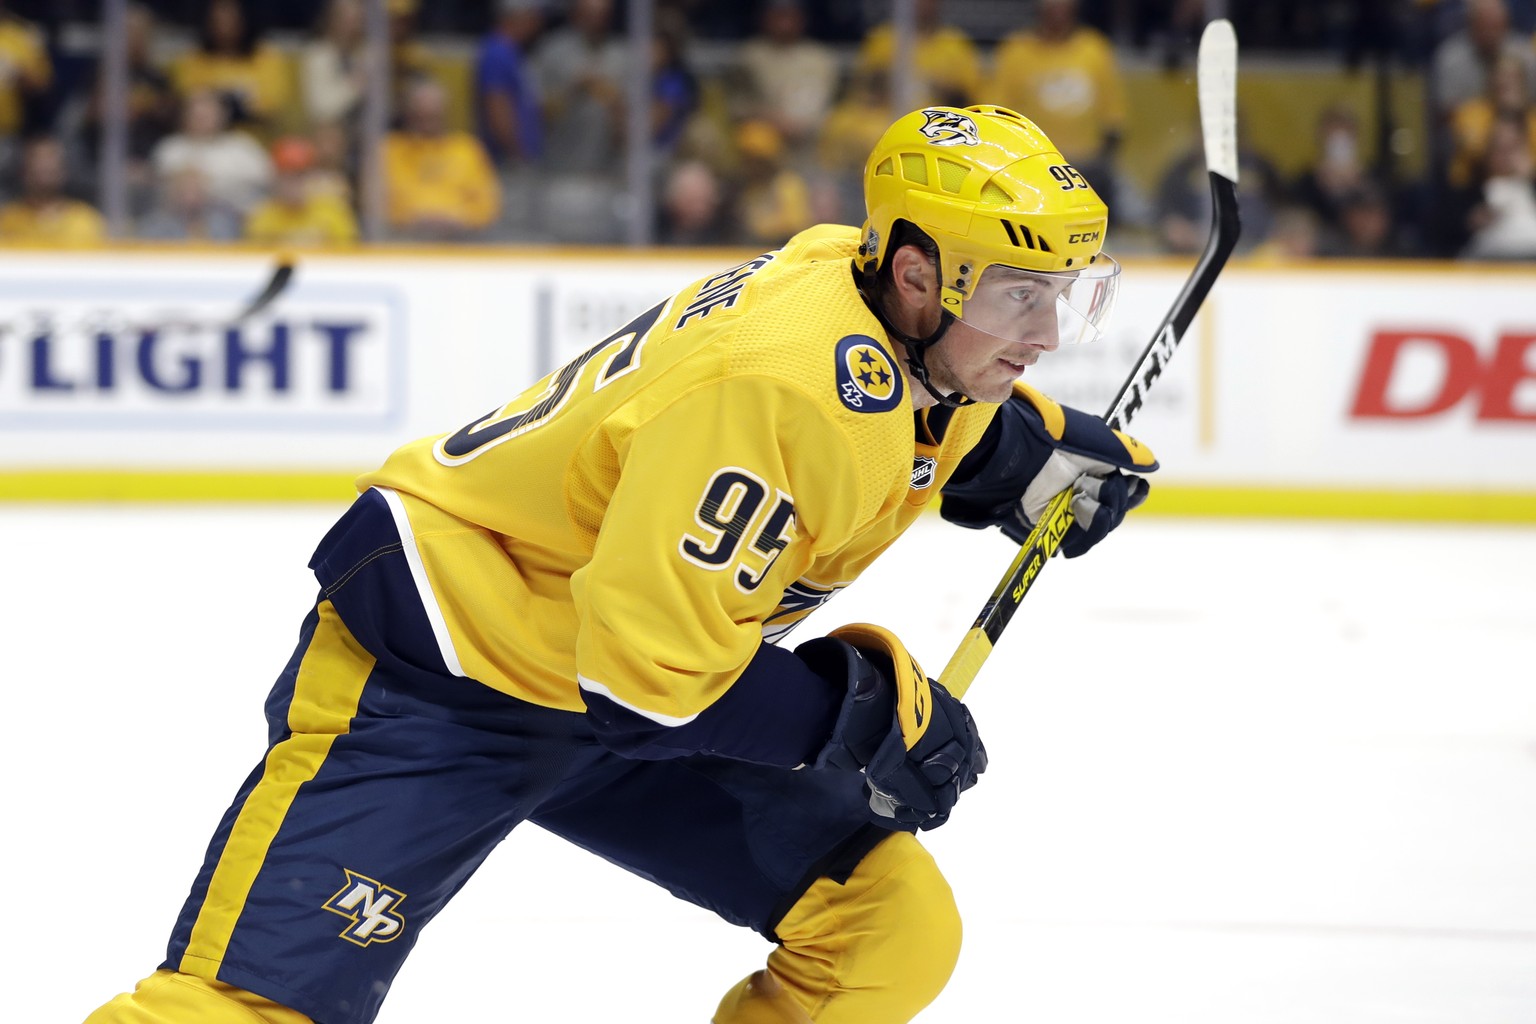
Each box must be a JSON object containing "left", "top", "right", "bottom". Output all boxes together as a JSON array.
[{"left": 834, "top": 334, "right": 903, "bottom": 413}]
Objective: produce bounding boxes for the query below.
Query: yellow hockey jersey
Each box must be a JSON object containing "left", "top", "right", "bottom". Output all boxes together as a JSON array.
[{"left": 358, "top": 225, "right": 1000, "bottom": 742}]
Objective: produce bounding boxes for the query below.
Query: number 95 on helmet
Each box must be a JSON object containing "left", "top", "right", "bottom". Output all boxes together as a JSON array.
[{"left": 857, "top": 105, "right": 1121, "bottom": 348}]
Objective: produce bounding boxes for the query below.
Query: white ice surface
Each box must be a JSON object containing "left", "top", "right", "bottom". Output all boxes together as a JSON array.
[{"left": 6, "top": 506, "right": 1534, "bottom": 1023}]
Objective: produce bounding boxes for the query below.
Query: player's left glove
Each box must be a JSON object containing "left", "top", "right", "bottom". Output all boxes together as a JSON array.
[
  {"left": 798, "top": 623, "right": 986, "bottom": 831},
  {"left": 943, "top": 382, "right": 1157, "bottom": 558}
]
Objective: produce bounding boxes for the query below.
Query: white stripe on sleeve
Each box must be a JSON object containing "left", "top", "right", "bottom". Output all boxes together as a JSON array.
[{"left": 373, "top": 486, "right": 467, "bottom": 678}]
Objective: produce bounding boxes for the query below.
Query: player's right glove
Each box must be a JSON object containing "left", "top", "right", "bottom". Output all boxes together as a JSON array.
[
  {"left": 798, "top": 623, "right": 986, "bottom": 831},
  {"left": 942, "top": 382, "right": 1157, "bottom": 558}
]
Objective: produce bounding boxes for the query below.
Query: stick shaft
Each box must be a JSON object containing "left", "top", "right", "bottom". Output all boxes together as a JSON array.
[{"left": 937, "top": 21, "right": 1240, "bottom": 699}]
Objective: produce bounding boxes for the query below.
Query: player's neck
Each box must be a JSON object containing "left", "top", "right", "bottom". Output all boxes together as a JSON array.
[{"left": 901, "top": 357, "right": 939, "bottom": 410}]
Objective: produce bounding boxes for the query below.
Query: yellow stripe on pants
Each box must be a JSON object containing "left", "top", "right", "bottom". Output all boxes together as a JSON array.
[{"left": 179, "top": 600, "right": 375, "bottom": 975}]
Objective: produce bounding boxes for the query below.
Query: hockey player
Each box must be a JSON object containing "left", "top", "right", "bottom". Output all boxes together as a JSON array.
[{"left": 85, "top": 105, "right": 1154, "bottom": 1024}]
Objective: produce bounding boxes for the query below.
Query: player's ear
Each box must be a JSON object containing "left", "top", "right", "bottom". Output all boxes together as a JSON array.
[{"left": 890, "top": 244, "right": 937, "bottom": 312}]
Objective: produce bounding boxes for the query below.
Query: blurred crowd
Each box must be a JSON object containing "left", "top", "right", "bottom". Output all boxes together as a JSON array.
[{"left": 0, "top": 0, "right": 1532, "bottom": 260}]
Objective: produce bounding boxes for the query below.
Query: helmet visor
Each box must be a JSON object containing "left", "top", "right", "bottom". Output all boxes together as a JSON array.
[{"left": 957, "top": 256, "right": 1121, "bottom": 348}]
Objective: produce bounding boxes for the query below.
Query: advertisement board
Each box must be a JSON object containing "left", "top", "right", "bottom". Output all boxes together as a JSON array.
[{"left": 0, "top": 248, "right": 1531, "bottom": 519}]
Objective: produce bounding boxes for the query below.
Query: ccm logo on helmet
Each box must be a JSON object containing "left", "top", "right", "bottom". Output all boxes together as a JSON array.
[
  {"left": 918, "top": 109, "right": 979, "bottom": 147},
  {"left": 1069, "top": 230, "right": 1101, "bottom": 244}
]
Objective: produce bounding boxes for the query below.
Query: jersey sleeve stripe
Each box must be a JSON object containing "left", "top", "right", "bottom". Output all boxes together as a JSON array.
[
  {"left": 373, "top": 486, "right": 467, "bottom": 678},
  {"left": 576, "top": 674, "right": 700, "bottom": 727}
]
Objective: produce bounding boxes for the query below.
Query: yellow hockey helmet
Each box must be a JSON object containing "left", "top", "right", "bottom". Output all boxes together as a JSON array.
[{"left": 858, "top": 105, "right": 1116, "bottom": 336}]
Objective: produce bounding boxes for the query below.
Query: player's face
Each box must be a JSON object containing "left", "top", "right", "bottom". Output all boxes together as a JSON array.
[
  {"left": 927, "top": 267, "right": 1067, "bottom": 402},
  {"left": 926, "top": 260, "right": 1121, "bottom": 402},
  {"left": 925, "top": 316, "right": 1054, "bottom": 402}
]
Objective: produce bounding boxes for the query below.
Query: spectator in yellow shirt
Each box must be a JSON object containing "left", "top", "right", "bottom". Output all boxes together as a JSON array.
[
  {"left": 382, "top": 77, "right": 501, "bottom": 241},
  {"left": 814, "top": 68, "right": 894, "bottom": 224},
  {"left": 816, "top": 69, "right": 894, "bottom": 176},
  {"left": 0, "top": 4, "right": 49, "bottom": 141},
  {"left": 0, "top": 137, "right": 106, "bottom": 245},
  {"left": 731, "top": 118, "right": 812, "bottom": 246},
  {"left": 245, "top": 135, "right": 359, "bottom": 247},
  {"left": 169, "top": 0, "right": 290, "bottom": 131},
  {"left": 853, "top": 0, "right": 982, "bottom": 107},
  {"left": 990, "top": 0, "right": 1127, "bottom": 195}
]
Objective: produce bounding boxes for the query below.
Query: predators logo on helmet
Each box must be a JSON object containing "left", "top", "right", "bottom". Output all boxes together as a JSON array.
[{"left": 918, "top": 109, "right": 980, "bottom": 147}]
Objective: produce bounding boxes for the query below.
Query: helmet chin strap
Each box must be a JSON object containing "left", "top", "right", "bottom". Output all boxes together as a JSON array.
[{"left": 855, "top": 270, "right": 974, "bottom": 408}]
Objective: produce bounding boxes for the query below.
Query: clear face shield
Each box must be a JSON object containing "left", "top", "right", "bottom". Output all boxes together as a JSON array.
[{"left": 955, "top": 256, "right": 1122, "bottom": 349}]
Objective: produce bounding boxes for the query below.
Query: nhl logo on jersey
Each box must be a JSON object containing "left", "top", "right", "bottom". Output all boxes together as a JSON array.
[
  {"left": 835, "top": 334, "right": 904, "bottom": 413},
  {"left": 323, "top": 869, "right": 408, "bottom": 947},
  {"left": 910, "top": 456, "right": 937, "bottom": 489},
  {"left": 918, "top": 109, "right": 979, "bottom": 147}
]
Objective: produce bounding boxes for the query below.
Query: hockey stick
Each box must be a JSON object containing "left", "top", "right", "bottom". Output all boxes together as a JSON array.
[
  {"left": 939, "top": 19, "right": 1241, "bottom": 700},
  {"left": 0, "top": 255, "right": 295, "bottom": 341},
  {"left": 153, "top": 255, "right": 297, "bottom": 331},
  {"left": 229, "top": 257, "right": 296, "bottom": 325}
]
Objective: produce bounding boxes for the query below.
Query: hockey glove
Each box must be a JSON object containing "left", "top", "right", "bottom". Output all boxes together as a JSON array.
[
  {"left": 798, "top": 623, "right": 986, "bottom": 831},
  {"left": 945, "top": 382, "right": 1157, "bottom": 558}
]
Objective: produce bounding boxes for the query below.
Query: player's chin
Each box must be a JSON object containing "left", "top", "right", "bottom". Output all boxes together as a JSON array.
[{"left": 968, "top": 363, "right": 1026, "bottom": 403}]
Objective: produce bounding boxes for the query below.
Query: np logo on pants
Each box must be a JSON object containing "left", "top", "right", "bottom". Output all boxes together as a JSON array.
[{"left": 323, "top": 870, "right": 408, "bottom": 946}]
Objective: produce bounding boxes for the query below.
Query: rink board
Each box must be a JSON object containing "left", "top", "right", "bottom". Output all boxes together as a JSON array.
[{"left": 0, "top": 247, "right": 1531, "bottom": 521}]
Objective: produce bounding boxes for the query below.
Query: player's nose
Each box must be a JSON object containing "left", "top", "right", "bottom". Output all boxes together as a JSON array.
[{"left": 1026, "top": 308, "right": 1061, "bottom": 350}]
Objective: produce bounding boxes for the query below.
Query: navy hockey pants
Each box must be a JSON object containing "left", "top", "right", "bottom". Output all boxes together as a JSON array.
[{"left": 161, "top": 489, "right": 885, "bottom": 1024}]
